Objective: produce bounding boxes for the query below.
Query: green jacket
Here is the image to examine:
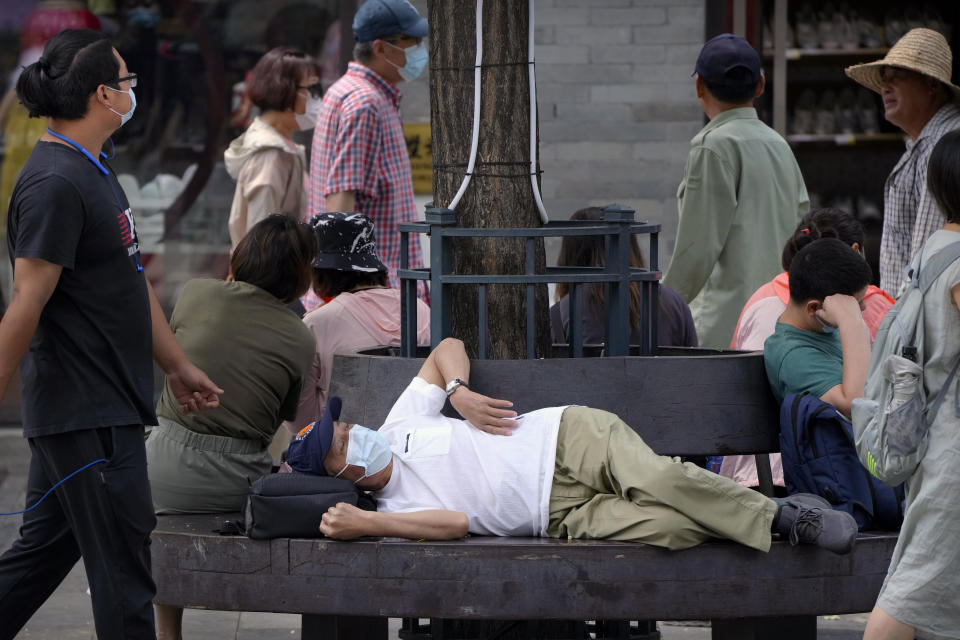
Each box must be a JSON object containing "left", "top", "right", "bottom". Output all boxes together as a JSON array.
[{"left": 664, "top": 108, "right": 809, "bottom": 349}]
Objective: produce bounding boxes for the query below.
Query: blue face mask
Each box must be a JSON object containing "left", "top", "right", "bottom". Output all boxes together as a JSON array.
[
  {"left": 105, "top": 86, "right": 137, "bottom": 127},
  {"left": 336, "top": 425, "right": 392, "bottom": 480},
  {"left": 384, "top": 41, "right": 428, "bottom": 82}
]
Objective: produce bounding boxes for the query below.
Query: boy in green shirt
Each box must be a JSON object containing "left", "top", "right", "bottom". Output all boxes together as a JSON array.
[{"left": 764, "top": 238, "right": 873, "bottom": 418}]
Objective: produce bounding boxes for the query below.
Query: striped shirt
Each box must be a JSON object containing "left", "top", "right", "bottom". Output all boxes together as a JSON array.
[
  {"left": 308, "top": 62, "right": 423, "bottom": 289},
  {"left": 880, "top": 102, "right": 960, "bottom": 297}
]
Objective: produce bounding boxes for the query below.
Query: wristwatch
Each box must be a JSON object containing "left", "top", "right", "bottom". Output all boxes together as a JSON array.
[{"left": 445, "top": 378, "right": 469, "bottom": 397}]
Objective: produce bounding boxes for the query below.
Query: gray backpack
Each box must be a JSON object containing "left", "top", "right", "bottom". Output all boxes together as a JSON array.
[{"left": 851, "top": 239, "right": 960, "bottom": 486}]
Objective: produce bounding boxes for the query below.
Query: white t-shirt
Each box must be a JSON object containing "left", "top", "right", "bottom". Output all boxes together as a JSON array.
[{"left": 374, "top": 377, "right": 565, "bottom": 536}]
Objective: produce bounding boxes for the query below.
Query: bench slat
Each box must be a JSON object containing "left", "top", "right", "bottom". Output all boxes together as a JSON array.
[
  {"left": 329, "top": 351, "right": 780, "bottom": 457},
  {"left": 152, "top": 516, "right": 896, "bottom": 621}
]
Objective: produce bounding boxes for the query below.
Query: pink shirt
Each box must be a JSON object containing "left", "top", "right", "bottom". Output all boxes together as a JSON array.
[
  {"left": 723, "top": 272, "right": 894, "bottom": 487},
  {"left": 284, "top": 288, "right": 430, "bottom": 432}
]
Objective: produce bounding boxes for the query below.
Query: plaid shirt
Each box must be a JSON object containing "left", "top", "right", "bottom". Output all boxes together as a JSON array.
[
  {"left": 308, "top": 62, "right": 423, "bottom": 289},
  {"left": 880, "top": 102, "right": 960, "bottom": 297}
]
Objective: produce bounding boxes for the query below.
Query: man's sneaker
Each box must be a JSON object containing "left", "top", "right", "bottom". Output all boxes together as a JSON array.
[{"left": 775, "top": 494, "right": 857, "bottom": 555}]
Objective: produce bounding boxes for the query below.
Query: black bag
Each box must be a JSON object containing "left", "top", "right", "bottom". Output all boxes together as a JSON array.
[{"left": 243, "top": 472, "right": 376, "bottom": 540}]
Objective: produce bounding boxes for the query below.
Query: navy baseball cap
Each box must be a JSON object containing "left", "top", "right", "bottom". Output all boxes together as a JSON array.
[
  {"left": 285, "top": 397, "right": 342, "bottom": 476},
  {"left": 353, "top": 0, "right": 428, "bottom": 43},
  {"left": 693, "top": 33, "right": 762, "bottom": 87}
]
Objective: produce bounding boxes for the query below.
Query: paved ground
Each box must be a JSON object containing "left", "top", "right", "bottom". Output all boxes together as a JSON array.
[{"left": 0, "top": 428, "right": 869, "bottom": 639}]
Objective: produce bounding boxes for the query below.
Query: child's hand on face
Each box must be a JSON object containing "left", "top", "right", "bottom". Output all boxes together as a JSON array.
[{"left": 816, "top": 293, "right": 863, "bottom": 330}]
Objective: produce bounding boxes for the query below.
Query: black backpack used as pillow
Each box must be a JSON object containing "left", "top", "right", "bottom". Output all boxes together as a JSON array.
[{"left": 244, "top": 472, "right": 377, "bottom": 540}]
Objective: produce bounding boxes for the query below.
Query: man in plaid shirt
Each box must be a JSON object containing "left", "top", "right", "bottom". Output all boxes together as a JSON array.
[
  {"left": 846, "top": 29, "right": 960, "bottom": 297},
  {"left": 308, "top": 0, "right": 427, "bottom": 293}
]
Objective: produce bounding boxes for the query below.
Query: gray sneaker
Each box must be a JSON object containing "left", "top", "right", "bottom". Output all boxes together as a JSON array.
[{"left": 775, "top": 494, "right": 857, "bottom": 555}]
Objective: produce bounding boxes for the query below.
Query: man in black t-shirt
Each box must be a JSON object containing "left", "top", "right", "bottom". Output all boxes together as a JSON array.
[{"left": 0, "top": 30, "right": 222, "bottom": 640}]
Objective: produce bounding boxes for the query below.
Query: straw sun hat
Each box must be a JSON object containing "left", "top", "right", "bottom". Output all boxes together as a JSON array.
[{"left": 845, "top": 28, "right": 960, "bottom": 100}]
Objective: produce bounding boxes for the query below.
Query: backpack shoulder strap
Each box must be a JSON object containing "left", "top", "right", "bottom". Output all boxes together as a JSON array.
[{"left": 918, "top": 239, "right": 960, "bottom": 294}]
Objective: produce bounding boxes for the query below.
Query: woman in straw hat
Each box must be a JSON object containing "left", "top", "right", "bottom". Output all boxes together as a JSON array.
[{"left": 845, "top": 27, "right": 960, "bottom": 299}]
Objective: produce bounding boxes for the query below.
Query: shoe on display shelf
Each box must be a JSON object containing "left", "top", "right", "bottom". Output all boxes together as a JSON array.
[
  {"left": 814, "top": 90, "right": 837, "bottom": 135},
  {"left": 857, "top": 197, "right": 882, "bottom": 223},
  {"left": 795, "top": 3, "right": 819, "bottom": 50},
  {"left": 856, "top": 88, "right": 879, "bottom": 134},
  {"left": 818, "top": 3, "right": 840, "bottom": 50},
  {"left": 885, "top": 12, "right": 907, "bottom": 46},
  {"left": 792, "top": 89, "right": 817, "bottom": 135},
  {"left": 835, "top": 88, "right": 858, "bottom": 134}
]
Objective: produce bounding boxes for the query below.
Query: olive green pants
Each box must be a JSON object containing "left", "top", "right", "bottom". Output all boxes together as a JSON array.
[{"left": 547, "top": 407, "right": 777, "bottom": 551}]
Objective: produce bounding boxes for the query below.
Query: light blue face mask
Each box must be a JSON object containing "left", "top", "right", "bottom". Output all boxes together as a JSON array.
[
  {"left": 336, "top": 425, "right": 392, "bottom": 480},
  {"left": 384, "top": 41, "right": 428, "bottom": 82},
  {"left": 105, "top": 85, "right": 136, "bottom": 127}
]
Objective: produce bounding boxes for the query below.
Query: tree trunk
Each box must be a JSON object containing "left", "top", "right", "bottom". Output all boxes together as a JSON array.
[{"left": 429, "top": 0, "right": 551, "bottom": 359}]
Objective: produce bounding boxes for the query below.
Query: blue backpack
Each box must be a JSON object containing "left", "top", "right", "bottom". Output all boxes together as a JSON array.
[{"left": 780, "top": 393, "right": 903, "bottom": 531}]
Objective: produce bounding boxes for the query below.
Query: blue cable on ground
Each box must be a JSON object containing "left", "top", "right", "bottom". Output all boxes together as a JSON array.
[{"left": 0, "top": 458, "right": 107, "bottom": 516}]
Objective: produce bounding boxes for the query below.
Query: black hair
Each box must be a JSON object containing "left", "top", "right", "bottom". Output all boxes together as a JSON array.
[
  {"left": 928, "top": 129, "right": 960, "bottom": 225},
  {"left": 788, "top": 238, "right": 873, "bottom": 304},
  {"left": 781, "top": 207, "right": 865, "bottom": 271},
  {"left": 702, "top": 69, "right": 758, "bottom": 104},
  {"left": 313, "top": 269, "right": 388, "bottom": 298},
  {"left": 231, "top": 215, "right": 316, "bottom": 303},
  {"left": 16, "top": 29, "right": 120, "bottom": 121}
]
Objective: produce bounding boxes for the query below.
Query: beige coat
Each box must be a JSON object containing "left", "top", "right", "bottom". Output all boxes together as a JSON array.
[{"left": 224, "top": 117, "right": 307, "bottom": 248}]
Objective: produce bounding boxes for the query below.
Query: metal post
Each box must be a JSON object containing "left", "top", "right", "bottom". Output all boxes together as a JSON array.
[
  {"left": 425, "top": 207, "right": 455, "bottom": 348},
  {"left": 526, "top": 237, "right": 535, "bottom": 360},
  {"left": 399, "top": 228, "right": 415, "bottom": 357},
  {"left": 773, "top": 0, "right": 788, "bottom": 136},
  {"left": 603, "top": 204, "right": 635, "bottom": 357}
]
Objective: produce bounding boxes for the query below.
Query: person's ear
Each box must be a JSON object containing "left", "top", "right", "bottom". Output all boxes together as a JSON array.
[
  {"left": 804, "top": 299, "right": 822, "bottom": 318},
  {"left": 755, "top": 73, "right": 765, "bottom": 98},
  {"left": 695, "top": 74, "right": 705, "bottom": 99}
]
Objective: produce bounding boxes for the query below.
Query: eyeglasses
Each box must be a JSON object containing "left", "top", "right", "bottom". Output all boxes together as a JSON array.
[
  {"left": 111, "top": 74, "right": 138, "bottom": 88},
  {"left": 298, "top": 81, "right": 323, "bottom": 98}
]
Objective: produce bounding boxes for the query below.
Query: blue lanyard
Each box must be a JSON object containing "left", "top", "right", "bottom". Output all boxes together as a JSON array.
[
  {"left": 45, "top": 128, "right": 143, "bottom": 272},
  {"left": 45, "top": 128, "right": 110, "bottom": 175}
]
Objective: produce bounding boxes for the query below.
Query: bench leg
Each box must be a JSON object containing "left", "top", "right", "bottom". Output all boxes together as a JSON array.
[
  {"left": 712, "top": 615, "right": 816, "bottom": 640},
  {"left": 302, "top": 613, "right": 388, "bottom": 640}
]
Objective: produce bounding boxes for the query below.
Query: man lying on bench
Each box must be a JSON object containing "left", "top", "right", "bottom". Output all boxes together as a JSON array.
[{"left": 284, "top": 338, "right": 857, "bottom": 554}]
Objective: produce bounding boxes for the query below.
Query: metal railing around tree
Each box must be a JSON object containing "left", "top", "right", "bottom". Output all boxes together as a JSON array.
[{"left": 398, "top": 204, "right": 661, "bottom": 359}]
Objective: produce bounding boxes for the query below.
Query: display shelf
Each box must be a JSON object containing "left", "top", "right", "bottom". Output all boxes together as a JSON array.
[
  {"left": 786, "top": 132, "right": 906, "bottom": 147},
  {"left": 763, "top": 47, "right": 890, "bottom": 60}
]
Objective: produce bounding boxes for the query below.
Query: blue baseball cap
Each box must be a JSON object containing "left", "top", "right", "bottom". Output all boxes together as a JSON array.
[
  {"left": 353, "top": 0, "right": 428, "bottom": 43},
  {"left": 285, "top": 397, "right": 342, "bottom": 476},
  {"left": 693, "top": 33, "right": 762, "bottom": 87}
]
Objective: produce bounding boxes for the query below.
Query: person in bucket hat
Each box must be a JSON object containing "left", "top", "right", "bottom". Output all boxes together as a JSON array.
[
  {"left": 845, "top": 28, "right": 960, "bottom": 298},
  {"left": 299, "top": 338, "right": 858, "bottom": 558},
  {"left": 281, "top": 212, "right": 429, "bottom": 434},
  {"left": 306, "top": 0, "right": 428, "bottom": 304},
  {"left": 663, "top": 33, "right": 808, "bottom": 349}
]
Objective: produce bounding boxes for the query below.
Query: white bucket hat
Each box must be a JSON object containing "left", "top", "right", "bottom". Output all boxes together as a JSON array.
[{"left": 845, "top": 28, "right": 960, "bottom": 101}]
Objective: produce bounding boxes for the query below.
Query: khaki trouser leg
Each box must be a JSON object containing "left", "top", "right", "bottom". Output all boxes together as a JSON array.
[{"left": 547, "top": 407, "right": 777, "bottom": 551}]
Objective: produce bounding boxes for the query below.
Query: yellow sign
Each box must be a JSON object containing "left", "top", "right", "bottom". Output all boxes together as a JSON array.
[{"left": 404, "top": 123, "right": 432, "bottom": 195}]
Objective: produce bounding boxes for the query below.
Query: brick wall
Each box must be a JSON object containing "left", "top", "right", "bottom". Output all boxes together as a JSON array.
[{"left": 405, "top": 0, "right": 706, "bottom": 262}]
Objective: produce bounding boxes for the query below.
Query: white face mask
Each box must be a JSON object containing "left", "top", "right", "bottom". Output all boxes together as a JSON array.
[
  {"left": 295, "top": 92, "right": 321, "bottom": 131},
  {"left": 334, "top": 425, "right": 392, "bottom": 481},
  {"left": 105, "top": 85, "right": 136, "bottom": 126}
]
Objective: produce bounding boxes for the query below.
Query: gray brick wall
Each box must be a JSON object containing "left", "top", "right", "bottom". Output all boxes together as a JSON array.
[{"left": 404, "top": 0, "right": 707, "bottom": 263}]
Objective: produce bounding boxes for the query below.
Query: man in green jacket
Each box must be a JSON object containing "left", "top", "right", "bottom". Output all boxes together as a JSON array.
[{"left": 664, "top": 34, "right": 809, "bottom": 349}]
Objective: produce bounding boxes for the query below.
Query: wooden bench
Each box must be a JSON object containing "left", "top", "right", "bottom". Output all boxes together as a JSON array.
[{"left": 151, "top": 349, "right": 898, "bottom": 639}]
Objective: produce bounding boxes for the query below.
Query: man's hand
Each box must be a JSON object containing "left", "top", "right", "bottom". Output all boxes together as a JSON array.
[
  {"left": 816, "top": 293, "right": 864, "bottom": 330},
  {"left": 320, "top": 502, "right": 373, "bottom": 540},
  {"left": 167, "top": 362, "right": 224, "bottom": 414},
  {"left": 449, "top": 387, "right": 518, "bottom": 436}
]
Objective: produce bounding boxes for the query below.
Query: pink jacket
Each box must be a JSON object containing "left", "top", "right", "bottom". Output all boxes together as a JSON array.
[
  {"left": 283, "top": 288, "right": 430, "bottom": 433},
  {"left": 722, "top": 272, "right": 894, "bottom": 487}
]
